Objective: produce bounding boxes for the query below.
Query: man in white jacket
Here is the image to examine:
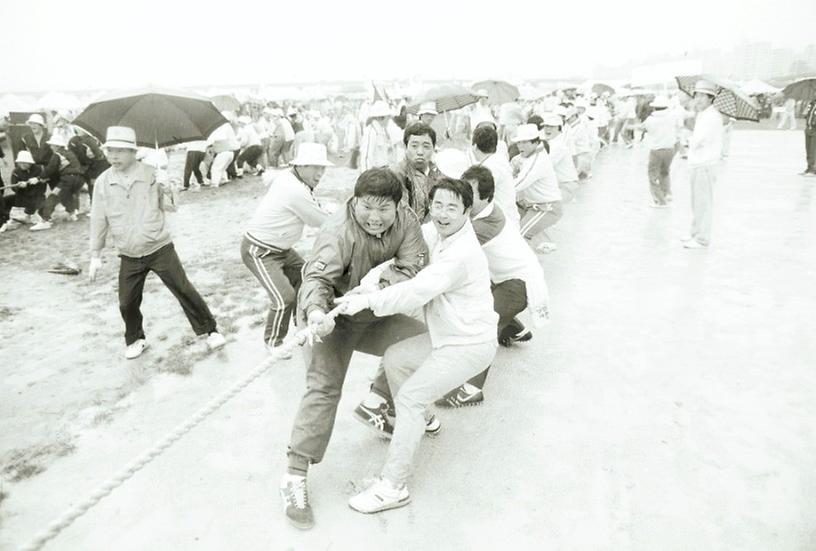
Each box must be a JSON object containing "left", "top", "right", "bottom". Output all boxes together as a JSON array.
[
  {"left": 684, "top": 80, "right": 723, "bottom": 249},
  {"left": 640, "top": 96, "right": 680, "bottom": 207},
  {"left": 540, "top": 113, "right": 579, "bottom": 202},
  {"left": 466, "top": 123, "right": 518, "bottom": 229},
  {"left": 336, "top": 177, "right": 498, "bottom": 514}
]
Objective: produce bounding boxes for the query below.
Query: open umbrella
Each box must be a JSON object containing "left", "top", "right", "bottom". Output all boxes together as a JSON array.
[
  {"left": 471, "top": 80, "right": 520, "bottom": 106},
  {"left": 782, "top": 77, "right": 816, "bottom": 101},
  {"left": 591, "top": 82, "right": 616, "bottom": 96},
  {"left": 73, "top": 86, "right": 228, "bottom": 148},
  {"left": 406, "top": 84, "right": 479, "bottom": 114},
  {"left": 211, "top": 94, "right": 241, "bottom": 112},
  {"left": 675, "top": 75, "right": 760, "bottom": 122}
]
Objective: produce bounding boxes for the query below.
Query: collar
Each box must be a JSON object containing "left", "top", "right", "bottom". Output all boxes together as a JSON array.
[
  {"left": 437, "top": 219, "right": 472, "bottom": 250},
  {"left": 472, "top": 201, "right": 495, "bottom": 221}
]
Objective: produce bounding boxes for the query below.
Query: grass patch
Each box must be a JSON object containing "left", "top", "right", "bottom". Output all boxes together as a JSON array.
[{"left": 1, "top": 439, "right": 77, "bottom": 482}]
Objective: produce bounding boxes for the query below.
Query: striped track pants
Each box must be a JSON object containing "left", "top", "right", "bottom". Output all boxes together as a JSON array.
[
  {"left": 518, "top": 201, "right": 563, "bottom": 241},
  {"left": 240, "top": 237, "right": 304, "bottom": 347}
]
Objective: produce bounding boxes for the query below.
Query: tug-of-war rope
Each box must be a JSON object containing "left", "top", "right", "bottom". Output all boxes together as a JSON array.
[{"left": 20, "top": 305, "right": 345, "bottom": 551}]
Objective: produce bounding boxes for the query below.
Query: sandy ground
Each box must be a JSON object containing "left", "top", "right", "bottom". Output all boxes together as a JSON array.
[{"left": 1, "top": 129, "right": 816, "bottom": 550}]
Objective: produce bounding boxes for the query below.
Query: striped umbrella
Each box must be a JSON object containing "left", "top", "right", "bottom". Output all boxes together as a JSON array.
[
  {"left": 471, "top": 80, "right": 520, "bottom": 106},
  {"left": 675, "top": 74, "right": 760, "bottom": 122},
  {"left": 782, "top": 77, "right": 816, "bottom": 101},
  {"left": 406, "top": 84, "right": 478, "bottom": 114}
]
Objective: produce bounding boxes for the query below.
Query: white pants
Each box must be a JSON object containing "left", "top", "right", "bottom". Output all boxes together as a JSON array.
[{"left": 211, "top": 151, "right": 234, "bottom": 186}]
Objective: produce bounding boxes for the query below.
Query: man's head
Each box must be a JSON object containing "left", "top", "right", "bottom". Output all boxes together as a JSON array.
[
  {"left": 461, "top": 165, "right": 494, "bottom": 217},
  {"left": 472, "top": 124, "right": 498, "bottom": 155},
  {"left": 527, "top": 115, "right": 544, "bottom": 130},
  {"left": 476, "top": 89, "right": 489, "bottom": 106},
  {"left": 290, "top": 143, "right": 332, "bottom": 188},
  {"left": 418, "top": 102, "right": 438, "bottom": 126},
  {"left": 512, "top": 124, "right": 541, "bottom": 156},
  {"left": 103, "top": 126, "right": 139, "bottom": 170},
  {"left": 352, "top": 168, "right": 403, "bottom": 236},
  {"left": 540, "top": 113, "right": 563, "bottom": 140},
  {"left": 26, "top": 114, "right": 46, "bottom": 134},
  {"left": 693, "top": 80, "right": 717, "bottom": 111},
  {"left": 15, "top": 150, "right": 34, "bottom": 169},
  {"left": 428, "top": 177, "right": 473, "bottom": 238},
  {"left": 403, "top": 122, "right": 436, "bottom": 170}
]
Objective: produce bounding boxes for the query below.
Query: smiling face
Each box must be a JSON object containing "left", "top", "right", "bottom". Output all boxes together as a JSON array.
[
  {"left": 430, "top": 188, "right": 469, "bottom": 238},
  {"left": 516, "top": 139, "right": 538, "bottom": 156},
  {"left": 405, "top": 134, "right": 434, "bottom": 170},
  {"left": 541, "top": 124, "right": 560, "bottom": 140},
  {"left": 352, "top": 194, "right": 397, "bottom": 236}
]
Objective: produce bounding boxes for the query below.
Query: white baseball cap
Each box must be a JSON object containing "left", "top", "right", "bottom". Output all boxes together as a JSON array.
[
  {"left": 418, "top": 102, "right": 438, "bottom": 116},
  {"left": 511, "top": 124, "right": 541, "bottom": 143}
]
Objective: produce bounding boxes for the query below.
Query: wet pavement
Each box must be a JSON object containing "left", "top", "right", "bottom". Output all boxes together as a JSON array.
[{"left": 3, "top": 129, "right": 816, "bottom": 551}]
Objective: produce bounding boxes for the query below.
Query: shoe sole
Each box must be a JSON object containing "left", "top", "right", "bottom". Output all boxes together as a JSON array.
[
  {"left": 349, "top": 495, "right": 411, "bottom": 514},
  {"left": 353, "top": 411, "right": 393, "bottom": 440},
  {"left": 434, "top": 399, "right": 484, "bottom": 408},
  {"left": 286, "top": 516, "right": 314, "bottom": 530}
]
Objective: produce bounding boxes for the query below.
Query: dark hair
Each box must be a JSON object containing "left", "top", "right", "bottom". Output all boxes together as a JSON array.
[
  {"left": 461, "top": 165, "right": 494, "bottom": 203},
  {"left": 354, "top": 167, "right": 403, "bottom": 204},
  {"left": 428, "top": 177, "right": 473, "bottom": 212},
  {"left": 472, "top": 124, "right": 498, "bottom": 154},
  {"left": 527, "top": 115, "right": 544, "bottom": 129},
  {"left": 403, "top": 122, "right": 436, "bottom": 147}
]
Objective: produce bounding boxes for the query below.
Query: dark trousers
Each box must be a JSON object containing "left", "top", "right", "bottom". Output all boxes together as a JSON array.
[
  {"left": 183, "top": 150, "right": 206, "bottom": 188},
  {"left": 15, "top": 183, "right": 46, "bottom": 215},
  {"left": 40, "top": 176, "right": 85, "bottom": 220},
  {"left": 647, "top": 148, "right": 675, "bottom": 204},
  {"left": 227, "top": 149, "right": 241, "bottom": 178},
  {"left": 287, "top": 313, "right": 426, "bottom": 468},
  {"left": 237, "top": 145, "right": 264, "bottom": 168},
  {"left": 806, "top": 132, "right": 816, "bottom": 173},
  {"left": 118, "top": 243, "right": 217, "bottom": 345},
  {"left": 240, "top": 237, "right": 303, "bottom": 346}
]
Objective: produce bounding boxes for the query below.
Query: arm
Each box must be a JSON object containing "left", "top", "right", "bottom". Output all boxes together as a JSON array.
[
  {"left": 299, "top": 229, "right": 349, "bottom": 316},
  {"left": 379, "top": 209, "right": 428, "bottom": 287},
  {"left": 89, "top": 177, "right": 109, "bottom": 257},
  {"left": 289, "top": 188, "right": 328, "bottom": 227}
]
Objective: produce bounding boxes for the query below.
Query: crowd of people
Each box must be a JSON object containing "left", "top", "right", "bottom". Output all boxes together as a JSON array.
[{"left": 2, "top": 80, "right": 814, "bottom": 529}]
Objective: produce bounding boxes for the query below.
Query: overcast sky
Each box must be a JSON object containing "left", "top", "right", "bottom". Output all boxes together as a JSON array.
[{"left": 2, "top": 0, "right": 814, "bottom": 92}]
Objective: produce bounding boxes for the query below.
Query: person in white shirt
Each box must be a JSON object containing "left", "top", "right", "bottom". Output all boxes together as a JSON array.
[
  {"left": 337, "top": 177, "right": 497, "bottom": 515},
  {"left": 683, "top": 80, "right": 723, "bottom": 249},
  {"left": 182, "top": 140, "right": 208, "bottom": 191},
  {"left": 565, "top": 105, "right": 593, "bottom": 182},
  {"left": 540, "top": 113, "right": 579, "bottom": 202},
  {"left": 639, "top": 96, "right": 679, "bottom": 207},
  {"left": 469, "top": 89, "right": 494, "bottom": 136},
  {"left": 241, "top": 144, "right": 330, "bottom": 356},
  {"left": 511, "top": 124, "right": 562, "bottom": 253},
  {"left": 435, "top": 164, "right": 550, "bottom": 407},
  {"left": 359, "top": 101, "right": 393, "bottom": 171},
  {"left": 236, "top": 116, "right": 265, "bottom": 175},
  {"left": 207, "top": 116, "right": 239, "bottom": 187},
  {"left": 467, "top": 123, "right": 518, "bottom": 228}
]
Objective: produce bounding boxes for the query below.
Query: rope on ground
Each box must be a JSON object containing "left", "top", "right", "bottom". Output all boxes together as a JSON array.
[{"left": 19, "top": 306, "right": 344, "bottom": 551}]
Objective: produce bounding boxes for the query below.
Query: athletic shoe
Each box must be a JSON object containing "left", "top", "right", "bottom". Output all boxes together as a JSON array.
[
  {"left": 435, "top": 385, "right": 484, "bottom": 408},
  {"left": 649, "top": 201, "right": 668, "bottom": 208},
  {"left": 279, "top": 474, "right": 314, "bottom": 530},
  {"left": 9, "top": 210, "right": 29, "bottom": 223},
  {"left": 206, "top": 332, "right": 226, "bottom": 350},
  {"left": 0, "top": 220, "right": 22, "bottom": 232},
  {"left": 348, "top": 477, "right": 410, "bottom": 514},
  {"left": 353, "top": 402, "right": 394, "bottom": 438},
  {"left": 125, "top": 339, "right": 148, "bottom": 359},
  {"left": 30, "top": 221, "right": 53, "bottom": 231},
  {"left": 266, "top": 342, "right": 293, "bottom": 360},
  {"left": 804, "top": 172, "right": 816, "bottom": 178},
  {"left": 798, "top": 170, "right": 814, "bottom": 176},
  {"left": 683, "top": 239, "right": 708, "bottom": 249},
  {"left": 424, "top": 414, "right": 442, "bottom": 435},
  {"left": 665, "top": 193, "right": 674, "bottom": 202},
  {"left": 535, "top": 242, "right": 558, "bottom": 254},
  {"left": 499, "top": 328, "right": 533, "bottom": 347},
  {"left": 68, "top": 212, "right": 79, "bottom": 222},
  {"left": 29, "top": 213, "right": 44, "bottom": 225}
]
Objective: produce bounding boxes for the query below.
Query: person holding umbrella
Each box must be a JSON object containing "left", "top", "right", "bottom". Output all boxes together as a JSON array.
[
  {"left": 801, "top": 96, "right": 816, "bottom": 177},
  {"left": 88, "top": 126, "right": 226, "bottom": 359},
  {"left": 683, "top": 80, "right": 723, "bottom": 249}
]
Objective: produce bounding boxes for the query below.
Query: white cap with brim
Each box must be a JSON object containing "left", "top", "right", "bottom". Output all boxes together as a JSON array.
[
  {"left": 541, "top": 113, "right": 564, "bottom": 127},
  {"left": 418, "top": 102, "right": 438, "bottom": 116},
  {"left": 26, "top": 114, "right": 46, "bottom": 127},
  {"left": 434, "top": 148, "right": 469, "bottom": 179},
  {"left": 511, "top": 124, "right": 541, "bottom": 143},
  {"left": 46, "top": 135, "right": 67, "bottom": 148},
  {"left": 104, "top": 126, "right": 138, "bottom": 150},
  {"left": 650, "top": 96, "right": 670, "bottom": 109},
  {"left": 290, "top": 143, "right": 333, "bottom": 167},
  {"left": 15, "top": 150, "right": 35, "bottom": 164},
  {"left": 694, "top": 80, "right": 718, "bottom": 97}
]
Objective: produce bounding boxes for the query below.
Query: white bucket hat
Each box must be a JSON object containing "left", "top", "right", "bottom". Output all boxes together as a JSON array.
[
  {"left": 434, "top": 148, "right": 469, "bottom": 179},
  {"left": 368, "top": 101, "right": 391, "bottom": 118},
  {"left": 46, "top": 134, "right": 67, "bottom": 148},
  {"left": 418, "top": 102, "right": 438, "bottom": 116},
  {"left": 541, "top": 113, "right": 564, "bottom": 127},
  {"left": 290, "top": 143, "right": 333, "bottom": 167},
  {"left": 104, "top": 126, "right": 138, "bottom": 150},
  {"left": 694, "top": 80, "right": 718, "bottom": 97},
  {"left": 511, "top": 124, "right": 541, "bottom": 143},
  {"left": 26, "top": 114, "right": 46, "bottom": 127},
  {"left": 15, "top": 150, "right": 35, "bottom": 164},
  {"left": 650, "top": 95, "right": 670, "bottom": 109}
]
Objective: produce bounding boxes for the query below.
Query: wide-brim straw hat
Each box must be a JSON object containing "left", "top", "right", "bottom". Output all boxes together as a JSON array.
[
  {"left": 104, "top": 126, "right": 138, "bottom": 150},
  {"left": 290, "top": 143, "right": 333, "bottom": 167},
  {"left": 511, "top": 124, "right": 541, "bottom": 143}
]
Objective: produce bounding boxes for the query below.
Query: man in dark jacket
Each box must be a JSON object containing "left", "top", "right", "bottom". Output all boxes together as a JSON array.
[
  {"left": 68, "top": 127, "right": 110, "bottom": 201},
  {"left": 389, "top": 122, "right": 442, "bottom": 221},
  {"left": 279, "top": 167, "right": 428, "bottom": 531},
  {"left": 20, "top": 114, "right": 53, "bottom": 170},
  {"left": 30, "top": 135, "right": 86, "bottom": 230},
  {"left": 800, "top": 98, "right": 816, "bottom": 177}
]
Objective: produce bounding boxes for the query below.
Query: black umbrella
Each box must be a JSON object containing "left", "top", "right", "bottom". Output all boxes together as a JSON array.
[
  {"left": 782, "top": 77, "right": 816, "bottom": 101},
  {"left": 73, "top": 85, "right": 228, "bottom": 148}
]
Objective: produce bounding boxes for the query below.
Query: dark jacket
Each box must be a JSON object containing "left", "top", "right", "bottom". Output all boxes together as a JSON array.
[
  {"left": 69, "top": 134, "right": 110, "bottom": 178},
  {"left": 42, "top": 149, "right": 85, "bottom": 183},
  {"left": 389, "top": 158, "right": 442, "bottom": 222},
  {"left": 298, "top": 200, "right": 428, "bottom": 321},
  {"left": 804, "top": 100, "right": 816, "bottom": 134},
  {"left": 20, "top": 131, "right": 53, "bottom": 167}
]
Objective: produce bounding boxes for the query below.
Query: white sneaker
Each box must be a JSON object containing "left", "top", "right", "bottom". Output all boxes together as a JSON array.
[
  {"left": 68, "top": 212, "right": 79, "bottom": 222},
  {"left": 683, "top": 239, "right": 708, "bottom": 249},
  {"left": 30, "top": 221, "right": 53, "bottom": 231},
  {"left": 206, "top": 332, "right": 226, "bottom": 350},
  {"left": 535, "top": 241, "right": 558, "bottom": 254},
  {"left": 125, "top": 339, "right": 148, "bottom": 359},
  {"left": 348, "top": 477, "right": 410, "bottom": 514},
  {"left": 1, "top": 220, "right": 22, "bottom": 232},
  {"left": 9, "top": 208, "right": 29, "bottom": 223},
  {"left": 266, "top": 343, "right": 293, "bottom": 360},
  {"left": 29, "top": 213, "right": 44, "bottom": 225},
  {"left": 649, "top": 201, "right": 668, "bottom": 209}
]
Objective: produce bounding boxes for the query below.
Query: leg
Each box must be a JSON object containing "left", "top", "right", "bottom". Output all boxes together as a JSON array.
[
  {"left": 381, "top": 336, "right": 496, "bottom": 485},
  {"left": 690, "top": 166, "right": 714, "bottom": 246},
  {"left": 148, "top": 244, "right": 217, "bottom": 336},
  {"left": 806, "top": 133, "right": 816, "bottom": 173},
  {"left": 647, "top": 150, "right": 662, "bottom": 203},
  {"left": 118, "top": 255, "right": 151, "bottom": 345},
  {"left": 660, "top": 149, "right": 674, "bottom": 198},
  {"left": 519, "top": 202, "right": 564, "bottom": 249},
  {"left": 183, "top": 151, "right": 195, "bottom": 188}
]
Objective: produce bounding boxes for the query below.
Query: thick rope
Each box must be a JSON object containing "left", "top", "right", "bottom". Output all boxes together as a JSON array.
[{"left": 19, "top": 306, "right": 344, "bottom": 551}]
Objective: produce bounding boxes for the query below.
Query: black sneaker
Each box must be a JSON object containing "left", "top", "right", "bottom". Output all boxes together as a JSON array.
[
  {"left": 499, "top": 328, "right": 533, "bottom": 347},
  {"left": 353, "top": 402, "right": 394, "bottom": 439},
  {"left": 435, "top": 385, "right": 484, "bottom": 408},
  {"left": 279, "top": 474, "right": 314, "bottom": 530}
]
